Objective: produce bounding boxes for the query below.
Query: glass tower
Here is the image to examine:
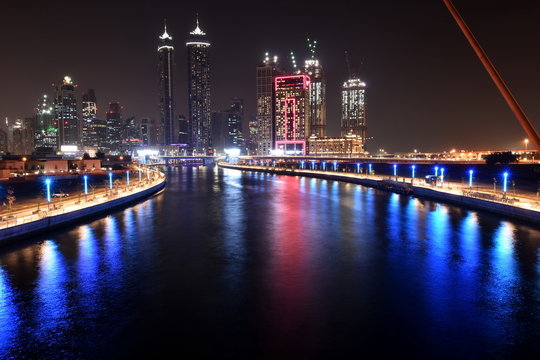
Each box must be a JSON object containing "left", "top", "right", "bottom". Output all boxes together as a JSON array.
[
  {"left": 106, "top": 102, "right": 122, "bottom": 151},
  {"left": 54, "top": 76, "right": 79, "bottom": 147},
  {"left": 341, "top": 78, "right": 367, "bottom": 141},
  {"left": 35, "top": 94, "right": 57, "bottom": 153},
  {"left": 186, "top": 17, "right": 211, "bottom": 155},
  {"left": 158, "top": 23, "right": 176, "bottom": 145}
]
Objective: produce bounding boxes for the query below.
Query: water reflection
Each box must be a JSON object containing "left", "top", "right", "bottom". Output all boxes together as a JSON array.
[
  {"left": 0, "top": 266, "right": 19, "bottom": 358},
  {"left": 77, "top": 225, "right": 100, "bottom": 316},
  {"left": 35, "top": 240, "right": 69, "bottom": 339}
]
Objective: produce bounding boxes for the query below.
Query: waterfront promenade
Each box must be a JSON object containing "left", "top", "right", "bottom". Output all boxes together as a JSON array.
[
  {"left": 219, "top": 162, "right": 540, "bottom": 224},
  {"left": 0, "top": 169, "right": 165, "bottom": 243}
]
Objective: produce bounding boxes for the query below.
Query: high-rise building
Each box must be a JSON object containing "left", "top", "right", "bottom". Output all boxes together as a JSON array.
[
  {"left": 106, "top": 102, "right": 122, "bottom": 151},
  {"left": 256, "top": 53, "right": 282, "bottom": 155},
  {"left": 34, "top": 94, "right": 57, "bottom": 153},
  {"left": 9, "top": 118, "right": 34, "bottom": 155},
  {"left": 54, "top": 76, "right": 79, "bottom": 147},
  {"left": 341, "top": 78, "right": 367, "bottom": 141},
  {"left": 177, "top": 115, "right": 189, "bottom": 146},
  {"left": 274, "top": 75, "right": 311, "bottom": 155},
  {"left": 158, "top": 23, "right": 176, "bottom": 145},
  {"left": 225, "top": 98, "right": 244, "bottom": 151},
  {"left": 186, "top": 17, "right": 211, "bottom": 155},
  {"left": 140, "top": 117, "right": 156, "bottom": 146},
  {"left": 246, "top": 115, "right": 258, "bottom": 154},
  {"left": 304, "top": 39, "right": 327, "bottom": 138},
  {"left": 81, "top": 89, "right": 99, "bottom": 147}
]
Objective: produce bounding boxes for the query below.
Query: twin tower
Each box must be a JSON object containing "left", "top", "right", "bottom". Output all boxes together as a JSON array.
[{"left": 158, "top": 18, "right": 211, "bottom": 154}]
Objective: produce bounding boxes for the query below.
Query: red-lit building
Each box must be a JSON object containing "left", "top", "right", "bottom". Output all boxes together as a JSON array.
[{"left": 274, "top": 75, "right": 310, "bottom": 155}]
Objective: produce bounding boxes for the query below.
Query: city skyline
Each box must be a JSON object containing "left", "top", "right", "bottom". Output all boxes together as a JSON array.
[{"left": 1, "top": 0, "right": 540, "bottom": 152}]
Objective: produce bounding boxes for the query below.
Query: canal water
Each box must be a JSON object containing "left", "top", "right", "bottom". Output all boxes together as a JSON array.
[{"left": 0, "top": 166, "right": 539, "bottom": 359}]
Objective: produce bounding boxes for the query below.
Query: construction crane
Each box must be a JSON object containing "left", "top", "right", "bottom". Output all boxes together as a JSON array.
[{"left": 442, "top": 0, "right": 540, "bottom": 152}]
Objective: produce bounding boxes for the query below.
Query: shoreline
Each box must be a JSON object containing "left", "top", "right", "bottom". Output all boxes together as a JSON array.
[
  {"left": 218, "top": 162, "right": 540, "bottom": 226},
  {"left": 0, "top": 172, "right": 166, "bottom": 246}
]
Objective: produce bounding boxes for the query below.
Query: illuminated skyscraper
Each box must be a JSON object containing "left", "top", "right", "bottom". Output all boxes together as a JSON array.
[
  {"left": 35, "top": 94, "right": 57, "bottom": 153},
  {"left": 186, "top": 17, "right": 211, "bottom": 154},
  {"left": 106, "top": 102, "right": 122, "bottom": 151},
  {"left": 256, "top": 53, "right": 282, "bottom": 155},
  {"left": 140, "top": 117, "right": 156, "bottom": 146},
  {"left": 304, "top": 39, "right": 326, "bottom": 138},
  {"left": 274, "top": 75, "right": 311, "bottom": 155},
  {"left": 54, "top": 76, "right": 79, "bottom": 147},
  {"left": 226, "top": 98, "right": 244, "bottom": 151},
  {"left": 341, "top": 78, "right": 367, "bottom": 141},
  {"left": 158, "top": 23, "right": 176, "bottom": 145},
  {"left": 81, "top": 89, "right": 99, "bottom": 147}
]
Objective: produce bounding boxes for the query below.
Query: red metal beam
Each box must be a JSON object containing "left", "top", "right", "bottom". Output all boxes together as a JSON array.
[{"left": 442, "top": 0, "right": 540, "bottom": 152}]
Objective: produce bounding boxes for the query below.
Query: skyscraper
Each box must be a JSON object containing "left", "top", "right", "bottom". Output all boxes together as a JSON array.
[
  {"left": 81, "top": 89, "right": 98, "bottom": 147},
  {"left": 256, "top": 53, "right": 282, "bottom": 155},
  {"left": 341, "top": 78, "right": 367, "bottom": 141},
  {"left": 158, "top": 23, "right": 176, "bottom": 145},
  {"left": 35, "top": 94, "right": 57, "bottom": 153},
  {"left": 225, "top": 98, "right": 244, "bottom": 151},
  {"left": 274, "top": 75, "right": 311, "bottom": 155},
  {"left": 140, "top": 117, "right": 156, "bottom": 146},
  {"left": 106, "top": 102, "right": 122, "bottom": 151},
  {"left": 177, "top": 115, "right": 189, "bottom": 146},
  {"left": 54, "top": 76, "right": 79, "bottom": 147},
  {"left": 304, "top": 39, "right": 327, "bottom": 138},
  {"left": 186, "top": 17, "right": 211, "bottom": 155}
]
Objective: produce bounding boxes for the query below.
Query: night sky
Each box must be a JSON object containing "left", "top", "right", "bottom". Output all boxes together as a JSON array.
[{"left": 1, "top": 0, "right": 539, "bottom": 152}]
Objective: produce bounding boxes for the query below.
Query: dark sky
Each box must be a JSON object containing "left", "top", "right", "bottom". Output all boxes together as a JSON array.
[{"left": 1, "top": 0, "right": 539, "bottom": 152}]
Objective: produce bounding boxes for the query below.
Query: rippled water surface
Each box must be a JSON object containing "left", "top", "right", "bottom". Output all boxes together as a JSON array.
[{"left": 0, "top": 166, "right": 539, "bottom": 359}]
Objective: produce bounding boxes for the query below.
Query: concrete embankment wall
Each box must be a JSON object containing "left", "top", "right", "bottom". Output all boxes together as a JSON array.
[
  {"left": 0, "top": 179, "right": 166, "bottom": 246},
  {"left": 219, "top": 163, "right": 540, "bottom": 225}
]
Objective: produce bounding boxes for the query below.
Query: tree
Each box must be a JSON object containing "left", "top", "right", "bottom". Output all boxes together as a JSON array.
[
  {"left": 83, "top": 152, "right": 91, "bottom": 160},
  {"left": 484, "top": 152, "right": 518, "bottom": 165}
]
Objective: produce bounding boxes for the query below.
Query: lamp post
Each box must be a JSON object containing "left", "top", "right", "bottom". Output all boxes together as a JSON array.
[
  {"left": 440, "top": 168, "right": 445, "bottom": 186},
  {"left": 524, "top": 138, "right": 529, "bottom": 152},
  {"left": 334, "top": 161, "right": 338, "bottom": 172},
  {"left": 322, "top": 161, "right": 326, "bottom": 171},
  {"left": 503, "top": 172, "right": 509, "bottom": 194},
  {"left": 357, "top": 163, "right": 361, "bottom": 174},
  {"left": 411, "top": 165, "right": 416, "bottom": 179},
  {"left": 138, "top": 169, "right": 142, "bottom": 183},
  {"left": 435, "top": 166, "right": 439, "bottom": 177},
  {"left": 83, "top": 175, "right": 88, "bottom": 201},
  {"left": 393, "top": 164, "right": 397, "bottom": 179},
  {"left": 469, "top": 170, "right": 474, "bottom": 189},
  {"left": 126, "top": 170, "right": 130, "bottom": 186},
  {"left": 45, "top": 178, "right": 51, "bottom": 209},
  {"left": 109, "top": 172, "right": 113, "bottom": 190},
  {"left": 368, "top": 164, "right": 372, "bottom": 175}
]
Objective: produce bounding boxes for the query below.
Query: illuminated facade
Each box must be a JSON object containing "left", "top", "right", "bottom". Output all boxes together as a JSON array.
[
  {"left": 54, "top": 76, "right": 79, "bottom": 147},
  {"left": 307, "top": 134, "right": 364, "bottom": 156},
  {"left": 158, "top": 24, "right": 176, "bottom": 145},
  {"left": 256, "top": 53, "right": 282, "bottom": 155},
  {"left": 304, "top": 39, "right": 326, "bottom": 138},
  {"left": 274, "top": 75, "right": 310, "bottom": 155},
  {"left": 81, "top": 89, "right": 102, "bottom": 147},
  {"left": 140, "top": 117, "right": 156, "bottom": 146},
  {"left": 341, "top": 78, "right": 367, "bottom": 141},
  {"left": 35, "top": 94, "right": 57, "bottom": 153},
  {"left": 226, "top": 98, "right": 244, "bottom": 151},
  {"left": 186, "top": 18, "right": 212, "bottom": 154},
  {"left": 9, "top": 118, "right": 34, "bottom": 155},
  {"left": 106, "top": 102, "right": 122, "bottom": 151}
]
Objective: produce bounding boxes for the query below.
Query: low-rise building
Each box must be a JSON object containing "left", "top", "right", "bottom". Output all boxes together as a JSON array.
[{"left": 307, "top": 134, "right": 364, "bottom": 156}]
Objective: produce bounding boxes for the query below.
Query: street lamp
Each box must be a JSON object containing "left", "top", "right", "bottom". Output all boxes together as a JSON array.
[
  {"left": 138, "top": 169, "right": 142, "bottom": 182},
  {"left": 334, "top": 161, "right": 338, "bottom": 171},
  {"left": 434, "top": 166, "right": 439, "bottom": 177},
  {"left": 357, "top": 163, "right": 361, "bottom": 173},
  {"left": 83, "top": 175, "right": 88, "bottom": 195},
  {"left": 368, "top": 164, "right": 372, "bottom": 175},
  {"left": 469, "top": 169, "right": 474, "bottom": 188},
  {"left": 322, "top": 161, "right": 326, "bottom": 171},
  {"left": 393, "top": 164, "right": 397, "bottom": 177},
  {"left": 45, "top": 178, "right": 51, "bottom": 204},
  {"left": 524, "top": 138, "right": 529, "bottom": 151},
  {"left": 440, "top": 168, "right": 445, "bottom": 186},
  {"left": 411, "top": 165, "right": 416, "bottom": 178},
  {"left": 311, "top": 161, "right": 316, "bottom": 170},
  {"left": 503, "top": 172, "right": 509, "bottom": 194},
  {"left": 109, "top": 172, "right": 113, "bottom": 189},
  {"left": 126, "top": 170, "right": 130, "bottom": 186}
]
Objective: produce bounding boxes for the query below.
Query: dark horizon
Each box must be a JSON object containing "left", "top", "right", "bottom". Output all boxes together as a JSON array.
[{"left": 1, "top": 0, "right": 539, "bottom": 152}]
